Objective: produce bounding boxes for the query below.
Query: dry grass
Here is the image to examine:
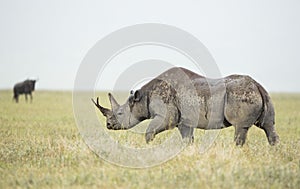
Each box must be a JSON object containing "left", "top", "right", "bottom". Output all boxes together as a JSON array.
[{"left": 0, "top": 90, "right": 299, "bottom": 188}]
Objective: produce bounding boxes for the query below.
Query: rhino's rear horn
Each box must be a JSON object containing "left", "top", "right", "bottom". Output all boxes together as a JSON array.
[
  {"left": 108, "top": 93, "right": 120, "bottom": 111},
  {"left": 91, "top": 97, "right": 111, "bottom": 116}
]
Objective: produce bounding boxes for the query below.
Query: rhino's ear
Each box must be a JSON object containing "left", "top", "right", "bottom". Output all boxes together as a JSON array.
[
  {"left": 133, "top": 90, "right": 142, "bottom": 102},
  {"left": 108, "top": 93, "right": 120, "bottom": 111}
]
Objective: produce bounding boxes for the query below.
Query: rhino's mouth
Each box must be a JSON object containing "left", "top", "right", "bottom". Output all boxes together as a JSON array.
[
  {"left": 107, "top": 125, "right": 120, "bottom": 130},
  {"left": 106, "top": 122, "right": 114, "bottom": 129},
  {"left": 107, "top": 121, "right": 128, "bottom": 130}
]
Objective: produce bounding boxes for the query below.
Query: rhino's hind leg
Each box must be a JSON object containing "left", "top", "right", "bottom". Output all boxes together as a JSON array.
[
  {"left": 234, "top": 125, "right": 250, "bottom": 146},
  {"left": 178, "top": 125, "right": 194, "bottom": 144},
  {"left": 261, "top": 124, "right": 279, "bottom": 145}
]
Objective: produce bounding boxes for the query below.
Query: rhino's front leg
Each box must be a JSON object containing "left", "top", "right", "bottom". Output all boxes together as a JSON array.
[
  {"left": 145, "top": 116, "right": 168, "bottom": 143},
  {"left": 178, "top": 125, "right": 194, "bottom": 144}
]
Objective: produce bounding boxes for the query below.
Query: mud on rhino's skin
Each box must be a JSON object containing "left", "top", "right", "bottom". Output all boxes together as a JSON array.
[{"left": 92, "top": 67, "right": 279, "bottom": 146}]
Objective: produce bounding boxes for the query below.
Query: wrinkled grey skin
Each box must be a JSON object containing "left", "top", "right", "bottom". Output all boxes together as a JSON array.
[{"left": 92, "top": 67, "right": 279, "bottom": 146}]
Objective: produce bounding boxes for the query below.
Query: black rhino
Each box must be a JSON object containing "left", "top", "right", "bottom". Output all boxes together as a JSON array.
[{"left": 92, "top": 67, "right": 279, "bottom": 146}]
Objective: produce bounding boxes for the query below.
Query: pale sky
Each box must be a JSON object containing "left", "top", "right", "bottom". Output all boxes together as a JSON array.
[{"left": 1, "top": 0, "right": 300, "bottom": 92}]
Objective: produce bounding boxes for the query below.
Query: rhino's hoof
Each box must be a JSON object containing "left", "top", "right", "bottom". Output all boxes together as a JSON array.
[
  {"left": 182, "top": 137, "right": 194, "bottom": 145},
  {"left": 145, "top": 132, "right": 155, "bottom": 143},
  {"left": 269, "top": 135, "right": 280, "bottom": 146},
  {"left": 235, "top": 138, "right": 246, "bottom": 146}
]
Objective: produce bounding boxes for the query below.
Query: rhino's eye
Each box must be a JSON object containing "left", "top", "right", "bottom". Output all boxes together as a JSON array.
[{"left": 116, "top": 109, "right": 123, "bottom": 115}]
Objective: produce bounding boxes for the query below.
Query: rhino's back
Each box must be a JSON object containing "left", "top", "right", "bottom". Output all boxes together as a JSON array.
[
  {"left": 157, "top": 67, "right": 204, "bottom": 81},
  {"left": 141, "top": 67, "right": 204, "bottom": 103}
]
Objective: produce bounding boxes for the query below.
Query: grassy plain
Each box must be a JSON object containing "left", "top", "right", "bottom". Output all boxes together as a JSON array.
[{"left": 0, "top": 90, "right": 299, "bottom": 188}]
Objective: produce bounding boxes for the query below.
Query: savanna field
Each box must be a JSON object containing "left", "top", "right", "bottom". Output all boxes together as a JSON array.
[{"left": 0, "top": 90, "right": 299, "bottom": 188}]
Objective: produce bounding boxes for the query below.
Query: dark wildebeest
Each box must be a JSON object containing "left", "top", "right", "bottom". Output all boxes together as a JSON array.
[
  {"left": 92, "top": 67, "right": 279, "bottom": 146},
  {"left": 13, "top": 79, "right": 37, "bottom": 103}
]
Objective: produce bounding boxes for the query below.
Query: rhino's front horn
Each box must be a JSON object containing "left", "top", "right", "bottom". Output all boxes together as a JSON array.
[
  {"left": 108, "top": 93, "right": 120, "bottom": 111},
  {"left": 91, "top": 97, "right": 111, "bottom": 116}
]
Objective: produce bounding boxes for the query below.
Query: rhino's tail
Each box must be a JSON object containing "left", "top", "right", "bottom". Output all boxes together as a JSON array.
[{"left": 254, "top": 81, "right": 274, "bottom": 127}]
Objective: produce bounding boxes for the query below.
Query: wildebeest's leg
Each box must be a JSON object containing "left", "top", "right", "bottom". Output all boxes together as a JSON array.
[
  {"left": 178, "top": 125, "right": 194, "bottom": 144},
  {"left": 30, "top": 93, "right": 33, "bottom": 103},
  {"left": 262, "top": 124, "right": 279, "bottom": 145},
  {"left": 15, "top": 95, "right": 19, "bottom": 103},
  {"left": 25, "top": 94, "right": 28, "bottom": 102},
  {"left": 145, "top": 116, "right": 169, "bottom": 143},
  {"left": 234, "top": 125, "right": 250, "bottom": 146}
]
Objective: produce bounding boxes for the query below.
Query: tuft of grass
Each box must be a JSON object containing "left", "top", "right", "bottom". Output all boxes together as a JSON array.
[{"left": 0, "top": 90, "right": 299, "bottom": 188}]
